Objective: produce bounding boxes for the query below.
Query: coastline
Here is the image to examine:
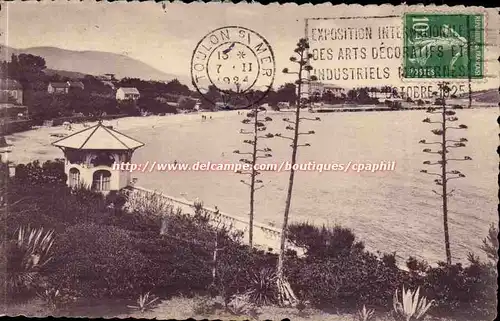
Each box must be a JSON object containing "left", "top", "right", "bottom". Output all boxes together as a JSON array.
[{"left": 4, "top": 104, "right": 496, "bottom": 166}]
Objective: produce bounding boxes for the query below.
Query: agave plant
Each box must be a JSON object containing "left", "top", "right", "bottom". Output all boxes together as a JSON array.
[
  {"left": 16, "top": 225, "right": 55, "bottom": 269},
  {"left": 227, "top": 293, "right": 258, "bottom": 318},
  {"left": 244, "top": 267, "right": 278, "bottom": 306},
  {"left": 357, "top": 305, "right": 375, "bottom": 321},
  {"left": 393, "top": 286, "right": 434, "bottom": 321},
  {"left": 36, "top": 287, "right": 76, "bottom": 310},
  {"left": 127, "top": 291, "right": 159, "bottom": 313},
  {"left": 37, "top": 288, "right": 61, "bottom": 310},
  {"left": 3, "top": 226, "right": 55, "bottom": 293}
]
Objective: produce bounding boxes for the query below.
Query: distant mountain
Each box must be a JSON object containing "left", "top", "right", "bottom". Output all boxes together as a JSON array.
[{"left": 0, "top": 45, "right": 190, "bottom": 84}]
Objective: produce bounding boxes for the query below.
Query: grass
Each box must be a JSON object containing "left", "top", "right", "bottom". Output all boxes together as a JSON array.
[
  {"left": 1, "top": 298, "right": 129, "bottom": 318},
  {"left": 0, "top": 296, "right": 479, "bottom": 320}
]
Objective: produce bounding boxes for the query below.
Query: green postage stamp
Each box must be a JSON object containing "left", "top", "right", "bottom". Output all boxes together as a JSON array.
[{"left": 403, "top": 14, "right": 484, "bottom": 79}]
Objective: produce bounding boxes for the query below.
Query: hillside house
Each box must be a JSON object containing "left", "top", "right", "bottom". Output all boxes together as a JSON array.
[
  {"left": 0, "top": 79, "right": 23, "bottom": 105},
  {"left": 116, "top": 87, "right": 140, "bottom": 101},
  {"left": 97, "top": 74, "right": 117, "bottom": 90},
  {"left": 102, "top": 81, "right": 116, "bottom": 90},
  {"left": 97, "top": 73, "right": 116, "bottom": 81},
  {"left": 48, "top": 81, "right": 85, "bottom": 94}
]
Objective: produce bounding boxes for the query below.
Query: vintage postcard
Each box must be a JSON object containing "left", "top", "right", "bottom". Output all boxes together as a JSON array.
[{"left": 0, "top": 1, "right": 498, "bottom": 320}]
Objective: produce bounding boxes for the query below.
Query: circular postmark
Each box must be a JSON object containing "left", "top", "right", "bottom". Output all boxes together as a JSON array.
[{"left": 191, "top": 26, "right": 276, "bottom": 108}]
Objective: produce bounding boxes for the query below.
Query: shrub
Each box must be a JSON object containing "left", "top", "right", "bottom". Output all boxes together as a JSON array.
[
  {"left": 105, "top": 190, "right": 128, "bottom": 209},
  {"left": 1, "top": 180, "right": 108, "bottom": 234},
  {"left": 287, "top": 222, "right": 364, "bottom": 258},
  {"left": 103, "top": 208, "right": 163, "bottom": 234},
  {"left": 404, "top": 242, "right": 497, "bottom": 319},
  {"left": 131, "top": 232, "right": 212, "bottom": 297},
  {"left": 380, "top": 251, "right": 398, "bottom": 269},
  {"left": 286, "top": 222, "right": 497, "bottom": 318},
  {"left": 124, "top": 189, "right": 173, "bottom": 216},
  {"left": 480, "top": 223, "right": 498, "bottom": 261},
  {"left": 46, "top": 204, "right": 244, "bottom": 300},
  {"left": 287, "top": 250, "right": 403, "bottom": 310},
  {"left": 412, "top": 260, "right": 497, "bottom": 319},
  {"left": 48, "top": 223, "right": 150, "bottom": 298},
  {"left": 14, "top": 159, "right": 66, "bottom": 186},
  {"left": 128, "top": 207, "right": 247, "bottom": 298},
  {"left": 406, "top": 256, "right": 429, "bottom": 274}
]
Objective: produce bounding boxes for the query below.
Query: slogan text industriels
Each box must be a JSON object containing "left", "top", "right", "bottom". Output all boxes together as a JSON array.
[{"left": 308, "top": 25, "right": 461, "bottom": 81}]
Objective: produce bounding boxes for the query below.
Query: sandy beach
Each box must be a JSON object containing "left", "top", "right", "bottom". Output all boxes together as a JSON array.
[{"left": 3, "top": 111, "right": 242, "bottom": 165}]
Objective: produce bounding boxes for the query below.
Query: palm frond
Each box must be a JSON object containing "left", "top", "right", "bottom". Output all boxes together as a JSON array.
[{"left": 17, "top": 225, "right": 55, "bottom": 270}]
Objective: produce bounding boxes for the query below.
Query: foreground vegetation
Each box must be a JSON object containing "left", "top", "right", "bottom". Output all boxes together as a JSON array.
[{"left": 0, "top": 160, "right": 497, "bottom": 320}]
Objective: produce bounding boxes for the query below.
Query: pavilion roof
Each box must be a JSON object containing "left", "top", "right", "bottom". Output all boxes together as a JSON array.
[{"left": 52, "top": 122, "right": 144, "bottom": 150}]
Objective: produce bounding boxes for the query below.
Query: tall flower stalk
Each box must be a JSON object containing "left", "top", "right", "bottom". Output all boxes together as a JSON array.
[
  {"left": 234, "top": 93, "right": 274, "bottom": 248},
  {"left": 275, "top": 38, "right": 319, "bottom": 305},
  {"left": 420, "top": 81, "right": 471, "bottom": 265}
]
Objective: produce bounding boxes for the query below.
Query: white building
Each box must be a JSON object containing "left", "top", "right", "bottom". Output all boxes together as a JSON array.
[
  {"left": 116, "top": 87, "right": 140, "bottom": 101},
  {"left": 0, "top": 79, "right": 23, "bottom": 105},
  {"left": 309, "top": 81, "right": 345, "bottom": 98},
  {"left": 446, "top": 98, "right": 471, "bottom": 107},
  {"left": 369, "top": 91, "right": 394, "bottom": 100},
  {"left": 52, "top": 122, "right": 144, "bottom": 194},
  {"left": 47, "top": 81, "right": 85, "bottom": 94}
]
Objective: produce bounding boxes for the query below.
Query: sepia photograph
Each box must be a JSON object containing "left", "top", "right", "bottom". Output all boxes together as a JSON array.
[{"left": 0, "top": 2, "right": 498, "bottom": 320}]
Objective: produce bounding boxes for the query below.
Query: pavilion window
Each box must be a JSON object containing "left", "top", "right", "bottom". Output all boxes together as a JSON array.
[
  {"left": 69, "top": 167, "right": 80, "bottom": 188},
  {"left": 92, "top": 170, "right": 111, "bottom": 191}
]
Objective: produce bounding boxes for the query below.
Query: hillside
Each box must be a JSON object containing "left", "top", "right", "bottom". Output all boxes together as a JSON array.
[
  {"left": 44, "top": 68, "right": 88, "bottom": 80},
  {"left": 460, "top": 88, "right": 499, "bottom": 103},
  {"left": 0, "top": 45, "right": 190, "bottom": 84}
]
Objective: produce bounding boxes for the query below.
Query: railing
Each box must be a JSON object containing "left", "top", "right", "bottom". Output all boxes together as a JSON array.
[
  {"left": 128, "top": 186, "right": 287, "bottom": 252},
  {"left": 126, "top": 186, "right": 411, "bottom": 268}
]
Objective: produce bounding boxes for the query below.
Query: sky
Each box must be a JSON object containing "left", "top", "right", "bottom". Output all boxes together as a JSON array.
[{"left": 0, "top": 2, "right": 498, "bottom": 92}]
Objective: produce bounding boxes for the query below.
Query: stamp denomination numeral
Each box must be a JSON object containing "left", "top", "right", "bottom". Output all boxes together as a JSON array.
[{"left": 412, "top": 16, "right": 429, "bottom": 38}]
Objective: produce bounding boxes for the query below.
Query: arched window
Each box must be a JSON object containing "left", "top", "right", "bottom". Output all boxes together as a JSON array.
[
  {"left": 69, "top": 167, "right": 80, "bottom": 188},
  {"left": 92, "top": 170, "right": 111, "bottom": 191}
]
